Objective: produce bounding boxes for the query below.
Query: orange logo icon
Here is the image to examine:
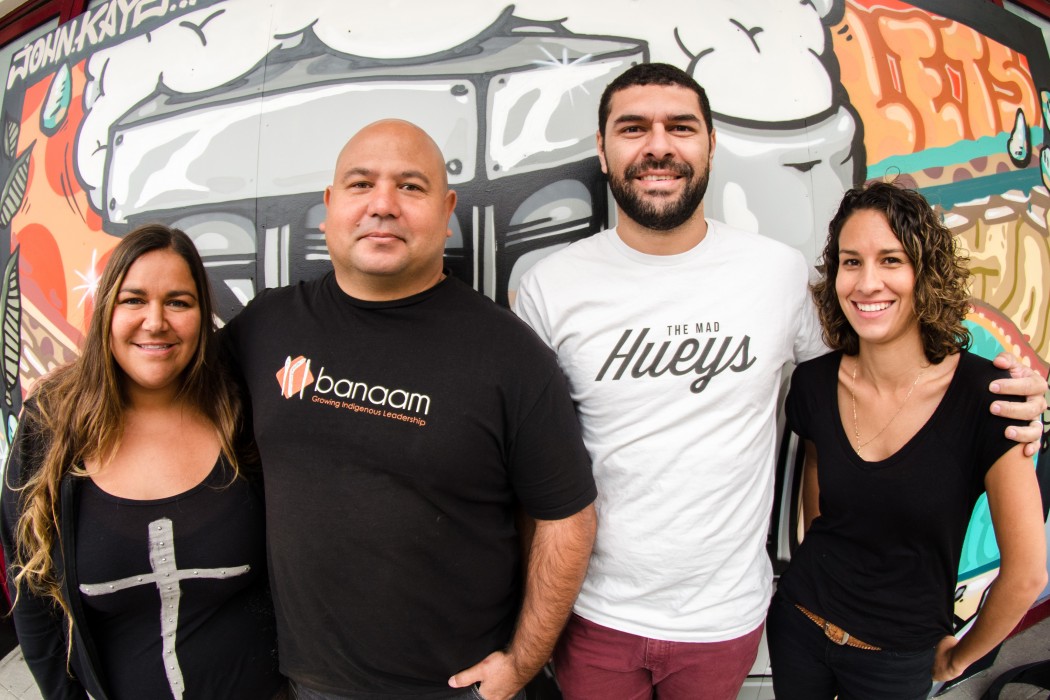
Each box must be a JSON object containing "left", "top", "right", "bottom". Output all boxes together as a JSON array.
[{"left": 276, "top": 355, "right": 314, "bottom": 398}]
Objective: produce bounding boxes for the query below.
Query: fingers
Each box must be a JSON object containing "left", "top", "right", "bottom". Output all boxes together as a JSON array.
[
  {"left": 991, "top": 393, "right": 1046, "bottom": 423},
  {"left": 991, "top": 352, "right": 1034, "bottom": 379},
  {"left": 992, "top": 351, "right": 1017, "bottom": 371},
  {"left": 448, "top": 664, "right": 483, "bottom": 690},
  {"left": 989, "top": 375, "right": 1048, "bottom": 403},
  {"left": 1001, "top": 417, "right": 1043, "bottom": 439},
  {"left": 449, "top": 652, "right": 523, "bottom": 700}
]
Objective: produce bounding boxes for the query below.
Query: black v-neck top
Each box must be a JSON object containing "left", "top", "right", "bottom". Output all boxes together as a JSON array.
[{"left": 778, "top": 350, "right": 1024, "bottom": 650}]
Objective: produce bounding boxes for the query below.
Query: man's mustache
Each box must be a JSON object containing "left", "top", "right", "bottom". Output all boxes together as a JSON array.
[{"left": 624, "top": 157, "right": 694, "bottom": 179}]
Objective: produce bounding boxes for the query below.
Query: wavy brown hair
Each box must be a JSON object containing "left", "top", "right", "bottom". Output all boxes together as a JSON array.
[
  {"left": 813, "top": 181, "right": 971, "bottom": 363},
  {"left": 8, "top": 224, "right": 242, "bottom": 624}
]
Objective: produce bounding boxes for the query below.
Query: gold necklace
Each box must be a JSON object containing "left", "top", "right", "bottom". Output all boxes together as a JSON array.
[{"left": 850, "top": 361, "right": 926, "bottom": 456}]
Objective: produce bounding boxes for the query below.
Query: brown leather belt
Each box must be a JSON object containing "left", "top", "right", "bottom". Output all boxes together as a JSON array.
[{"left": 795, "top": 605, "right": 881, "bottom": 651}]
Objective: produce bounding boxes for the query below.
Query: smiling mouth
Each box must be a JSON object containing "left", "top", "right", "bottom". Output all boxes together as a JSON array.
[
  {"left": 625, "top": 157, "right": 693, "bottom": 184},
  {"left": 135, "top": 343, "right": 175, "bottom": 350},
  {"left": 855, "top": 301, "right": 892, "bottom": 312}
]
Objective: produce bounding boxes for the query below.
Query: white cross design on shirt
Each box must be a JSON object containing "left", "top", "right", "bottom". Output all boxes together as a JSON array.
[{"left": 79, "top": 518, "right": 250, "bottom": 700}]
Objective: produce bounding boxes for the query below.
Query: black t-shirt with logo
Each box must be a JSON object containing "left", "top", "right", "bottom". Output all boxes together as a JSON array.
[{"left": 223, "top": 273, "right": 595, "bottom": 698}]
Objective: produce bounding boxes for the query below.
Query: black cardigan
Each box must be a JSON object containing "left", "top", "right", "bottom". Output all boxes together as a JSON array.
[{"left": 0, "top": 408, "right": 109, "bottom": 700}]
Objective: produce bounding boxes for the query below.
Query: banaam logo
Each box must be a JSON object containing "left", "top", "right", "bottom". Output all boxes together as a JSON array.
[
  {"left": 274, "top": 355, "right": 431, "bottom": 417},
  {"left": 313, "top": 367, "right": 431, "bottom": 415},
  {"left": 276, "top": 356, "right": 315, "bottom": 399}
]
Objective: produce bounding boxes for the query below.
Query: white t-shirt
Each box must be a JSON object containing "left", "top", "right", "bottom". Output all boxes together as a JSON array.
[{"left": 514, "top": 221, "right": 827, "bottom": 642}]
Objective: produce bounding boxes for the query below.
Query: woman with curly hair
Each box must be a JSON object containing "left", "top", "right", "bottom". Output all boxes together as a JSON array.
[
  {"left": 1, "top": 225, "right": 284, "bottom": 699},
  {"left": 767, "top": 182, "right": 1046, "bottom": 699}
]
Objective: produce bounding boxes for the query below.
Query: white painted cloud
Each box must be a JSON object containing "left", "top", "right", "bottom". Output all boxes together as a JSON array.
[{"left": 76, "top": 0, "right": 838, "bottom": 209}]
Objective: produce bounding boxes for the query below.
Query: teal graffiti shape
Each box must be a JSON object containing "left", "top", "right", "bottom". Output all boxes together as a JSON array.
[{"left": 40, "top": 63, "right": 71, "bottom": 136}]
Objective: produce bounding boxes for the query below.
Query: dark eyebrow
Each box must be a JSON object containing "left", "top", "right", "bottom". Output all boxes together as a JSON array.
[
  {"left": 399, "top": 170, "right": 431, "bottom": 186},
  {"left": 339, "top": 167, "right": 431, "bottom": 187},
  {"left": 338, "top": 167, "right": 373, "bottom": 185},
  {"left": 613, "top": 113, "right": 702, "bottom": 124},
  {"left": 118, "top": 287, "right": 197, "bottom": 299},
  {"left": 838, "top": 248, "right": 906, "bottom": 256}
]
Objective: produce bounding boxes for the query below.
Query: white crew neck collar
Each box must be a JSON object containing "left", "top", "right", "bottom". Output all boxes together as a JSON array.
[{"left": 605, "top": 219, "right": 718, "bottom": 266}]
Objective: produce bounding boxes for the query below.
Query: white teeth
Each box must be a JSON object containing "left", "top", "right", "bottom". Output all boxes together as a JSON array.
[
  {"left": 640, "top": 175, "right": 675, "bottom": 181},
  {"left": 137, "top": 344, "right": 172, "bottom": 350},
  {"left": 857, "top": 302, "right": 891, "bottom": 312}
]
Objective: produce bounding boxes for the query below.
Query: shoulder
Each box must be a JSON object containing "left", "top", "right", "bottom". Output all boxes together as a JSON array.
[
  {"left": 706, "top": 222, "right": 812, "bottom": 302},
  {"left": 711, "top": 221, "right": 809, "bottom": 270},
  {"left": 1, "top": 400, "right": 50, "bottom": 513},
  {"left": 793, "top": 350, "right": 841, "bottom": 384},
  {"left": 238, "top": 276, "right": 324, "bottom": 317},
  {"left": 789, "top": 353, "right": 841, "bottom": 409},
  {"left": 442, "top": 279, "right": 554, "bottom": 348},
  {"left": 9, "top": 395, "right": 49, "bottom": 459},
  {"left": 223, "top": 276, "right": 328, "bottom": 350},
  {"left": 955, "top": 349, "right": 1008, "bottom": 381},
  {"left": 520, "top": 229, "right": 613, "bottom": 285},
  {"left": 430, "top": 280, "right": 563, "bottom": 382},
  {"left": 952, "top": 350, "right": 1013, "bottom": 401},
  {"left": 786, "top": 351, "right": 840, "bottom": 434}
]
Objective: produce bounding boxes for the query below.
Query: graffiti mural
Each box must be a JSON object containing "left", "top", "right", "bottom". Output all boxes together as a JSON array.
[{"left": 0, "top": 0, "right": 1048, "bottom": 696}]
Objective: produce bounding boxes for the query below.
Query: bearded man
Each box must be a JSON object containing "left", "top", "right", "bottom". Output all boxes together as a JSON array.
[{"left": 514, "top": 63, "right": 1046, "bottom": 700}]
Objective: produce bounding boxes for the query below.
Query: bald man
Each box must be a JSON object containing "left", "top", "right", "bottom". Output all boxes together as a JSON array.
[{"left": 223, "top": 120, "right": 597, "bottom": 700}]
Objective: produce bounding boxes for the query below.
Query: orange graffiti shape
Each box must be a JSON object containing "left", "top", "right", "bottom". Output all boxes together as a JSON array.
[
  {"left": 12, "top": 58, "right": 119, "bottom": 340},
  {"left": 837, "top": 1, "right": 1039, "bottom": 163},
  {"left": 15, "top": 223, "right": 65, "bottom": 314}
]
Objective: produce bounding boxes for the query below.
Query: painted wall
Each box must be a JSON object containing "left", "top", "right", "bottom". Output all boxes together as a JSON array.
[{"left": 0, "top": 0, "right": 1047, "bottom": 694}]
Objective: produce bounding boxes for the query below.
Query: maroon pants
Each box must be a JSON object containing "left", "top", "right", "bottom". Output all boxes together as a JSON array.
[{"left": 553, "top": 613, "right": 763, "bottom": 700}]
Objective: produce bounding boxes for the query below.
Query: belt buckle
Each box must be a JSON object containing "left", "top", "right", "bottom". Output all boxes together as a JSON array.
[{"left": 823, "top": 620, "right": 850, "bottom": 646}]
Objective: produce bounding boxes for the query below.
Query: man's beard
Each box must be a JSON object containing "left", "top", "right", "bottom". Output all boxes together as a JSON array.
[{"left": 607, "top": 156, "right": 709, "bottom": 231}]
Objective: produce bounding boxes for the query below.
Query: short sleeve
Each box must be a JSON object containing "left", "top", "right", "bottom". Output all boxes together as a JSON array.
[
  {"left": 969, "top": 363, "right": 1028, "bottom": 482},
  {"left": 785, "top": 361, "right": 816, "bottom": 441},
  {"left": 506, "top": 365, "right": 595, "bottom": 521},
  {"left": 789, "top": 254, "right": 829, "bottom": 365},
  {"left": 513, "top": 271, "right": 554, "bottom": 350}
]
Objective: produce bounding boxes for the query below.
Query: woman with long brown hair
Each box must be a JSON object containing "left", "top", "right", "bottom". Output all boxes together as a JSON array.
[
  {"left": 767, "top": 182, "right": 1047, "bottom": 699},
  {"left": 1, "top": 225, "right": 283, "bottom": 699}
]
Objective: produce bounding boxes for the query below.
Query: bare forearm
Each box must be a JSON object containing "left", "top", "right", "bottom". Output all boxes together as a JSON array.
[
  {"left": 939, "top": 444, "right": 1050, "bottom": 679},
  {"left": 506, "top": 504, "right": 596, "bottom": 682},
  {"left": 447, "top": 505, "right": 597, "bottom": 699},
  {"left": 941, "top": 570, "right": 1046, "bottom": 677}
]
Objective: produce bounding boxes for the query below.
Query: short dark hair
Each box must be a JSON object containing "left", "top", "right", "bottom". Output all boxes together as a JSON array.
[
  {"left": 598, "top": 63, "right": 712, "bottom": 137},
  {"left": 813, "top": 181, "right": 971, "bottom": 363}
]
